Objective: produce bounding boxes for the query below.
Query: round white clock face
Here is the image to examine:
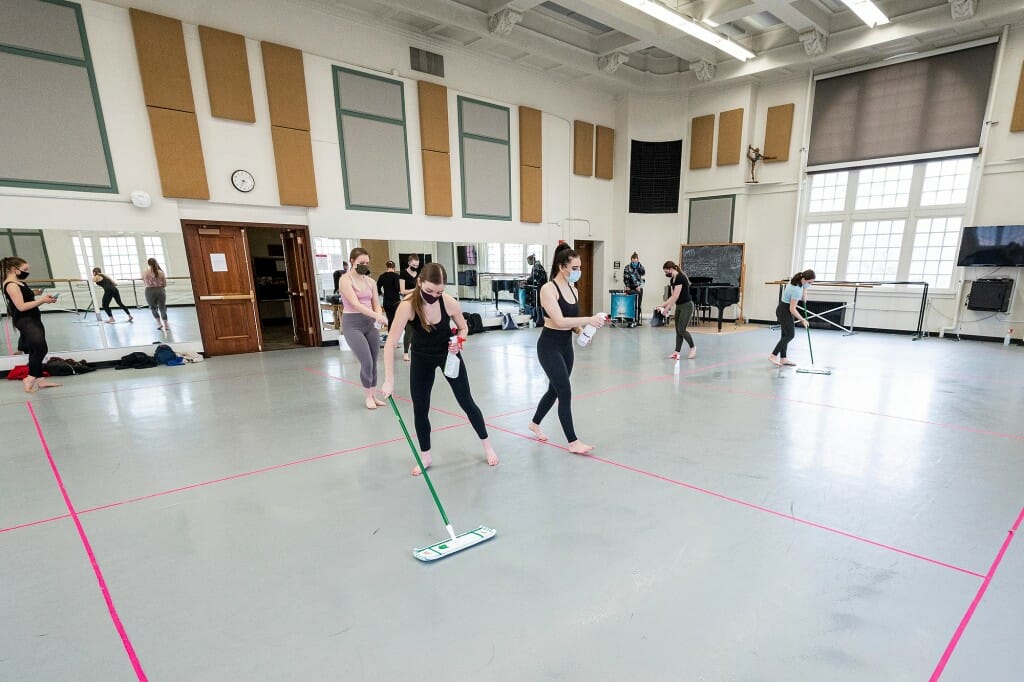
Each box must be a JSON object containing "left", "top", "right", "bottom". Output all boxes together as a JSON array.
[{"left": 231, "top": 169, "right": 255, "bottom": 193}]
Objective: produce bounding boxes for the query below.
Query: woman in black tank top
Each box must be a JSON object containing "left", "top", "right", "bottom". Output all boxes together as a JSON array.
[
  {"left": 2, "top": 257, "right": 60, "bottom": 393},
  {"left": 529, "top": 244, "right": 605, "bottom": 454},
  {"left": 382, "top": 263, "right": 497, "bottom": 476},
  {"left": 92, "top": 267, "right": 134, "bottom": 323}
]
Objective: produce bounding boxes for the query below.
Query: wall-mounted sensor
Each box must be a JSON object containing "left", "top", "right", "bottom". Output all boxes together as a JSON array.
[{"left": 130, "top": 190, "right": 152, "bottom": 208}]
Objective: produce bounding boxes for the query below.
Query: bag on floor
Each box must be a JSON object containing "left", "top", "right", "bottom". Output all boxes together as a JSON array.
[
  {"left": 502, "top": 313, "right": 517, "bottom": 331},
  {"left": 154, "top": 344, "right": 179, "bottom": 365},
  {"left": 44, "top": 357, "right": 75, "bottom": 376},
  {"left": 466, "top": 312, "right": 485, "bottom": 335}
]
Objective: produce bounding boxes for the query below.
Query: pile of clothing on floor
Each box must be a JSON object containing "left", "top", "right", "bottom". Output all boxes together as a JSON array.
[{"left": 5, "top": 358, "right": 96, "bottom": 379}]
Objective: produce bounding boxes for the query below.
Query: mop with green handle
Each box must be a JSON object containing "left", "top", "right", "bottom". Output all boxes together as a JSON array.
[
  {"left": 796, "top": 305, "right": 832, "bottom": 375},
  {"left": 387, "top": 396, "right": 496, "bottom": 562}
]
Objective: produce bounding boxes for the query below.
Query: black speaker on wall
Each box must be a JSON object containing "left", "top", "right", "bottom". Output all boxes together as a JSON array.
[
  {"left": 967, "top": 278, "right": 1013, "bottom": 312},
  {"left": 629, "top": 139, "right": 682, "bottom": 214}
]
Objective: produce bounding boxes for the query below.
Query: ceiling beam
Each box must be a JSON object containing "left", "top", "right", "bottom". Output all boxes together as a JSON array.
[
  {"left": 487, "top": 0, "right": 547, "bottom": 12},
  {"left": 703, "top": 0, "right": 762, "bottom": 26},
  {"left": 751, "top": 0, "right": 829, "bottom": 34}
]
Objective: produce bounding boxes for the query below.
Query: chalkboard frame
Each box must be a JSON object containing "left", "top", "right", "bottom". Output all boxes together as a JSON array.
[{"left": 679, "top": 241, "right": 745, "bottom": 323}]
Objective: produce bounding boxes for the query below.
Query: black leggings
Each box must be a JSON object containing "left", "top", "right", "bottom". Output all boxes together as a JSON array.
[
  {"left": 532, "top": 328, "right": 577, "bottom": 442},
  {"left": 409, "top": 350, "right": 488, "bottom": 452},
  {"left": 383, "top": 302, "right": 399, "bottom": 330},
  {"left": 674, "top": 301, "right": 695, "bottom": 352},
  {"left": 772, "top": 301, "right": 796, "bottom": 358},
  {"left": 101, "top": 288, "right": 131, "bottom": 318},
  {"left": 16, "top": 318, "right": 47, "bottom": 378}
]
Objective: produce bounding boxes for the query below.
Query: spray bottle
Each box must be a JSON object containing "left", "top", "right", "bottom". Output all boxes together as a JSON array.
[
  {"left": 577, "top": 313, "right": 608, "bottom": 347},
  {"left": 444, "top": 335, "right": 464, "bottom": 378},
  {"left": 1005, "top": 328, "right": 1013, "bottom": 346}
]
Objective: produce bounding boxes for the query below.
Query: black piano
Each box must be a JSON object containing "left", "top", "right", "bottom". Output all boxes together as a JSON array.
[{"left": 689, "top": 278, "right": 740, "bottom": 332}]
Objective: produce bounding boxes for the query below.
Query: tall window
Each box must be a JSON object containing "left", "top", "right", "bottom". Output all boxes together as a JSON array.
[
  {"left": 72, "top": 235, "right": 94, "bottom": 280},
  {"left": 800, "top": 158, "right": 975, "bottom": 289},
  {"left": 313, "top": 237, "right": 347, "bottom": 273},
  {"left": 142, "top": 236, "right": 167, "bottom": 274},
  {"left": 485, "top": 242, "right": 535, "bottom": 273},
  {"left": 99, "top": 237, "right": 138, "bottom": 282}
]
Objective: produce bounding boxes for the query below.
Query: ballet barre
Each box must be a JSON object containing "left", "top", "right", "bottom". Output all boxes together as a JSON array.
[{"left": 765, "top": 280, "right": 875, "bottom": 336}]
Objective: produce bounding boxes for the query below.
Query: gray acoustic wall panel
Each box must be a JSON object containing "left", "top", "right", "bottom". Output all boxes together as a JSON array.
[
  {"left": 462, "top": 137, "right": 510, "bottom": 218},
  {"left": 0, "top": 0, "right": 84, "bottom": 60},
  {"left": 336, "top": 69, "right": 404, "bottom": 120},
  {"left": 461, "top": 100, "right": 509, "bottom": 141},
  {"left": 0, "top": 52, "right": 111, "bottom": 187},
  {"left": 688, "top": 195, "right": 735, "bottom": 244},
  {"left": 340, "top": 115, "right": 411, "bottom": 210}
]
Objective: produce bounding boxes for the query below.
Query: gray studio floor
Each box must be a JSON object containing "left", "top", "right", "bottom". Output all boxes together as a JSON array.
[{"left": 1, "top": 323, "right": 1021, "bottom": 681}]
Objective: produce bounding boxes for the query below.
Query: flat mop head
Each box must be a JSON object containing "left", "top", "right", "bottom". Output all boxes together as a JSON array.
[
  {"left": 414, "top": 525, "right": 496, "bottom": 562},
  {"left": 797, "top": 365, "right": 832, "bottom": 375}
]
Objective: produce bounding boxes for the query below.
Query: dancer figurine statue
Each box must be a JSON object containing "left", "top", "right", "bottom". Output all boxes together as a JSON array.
[{"left": 746, "top": 145, "right": 776, "bottom": 183}]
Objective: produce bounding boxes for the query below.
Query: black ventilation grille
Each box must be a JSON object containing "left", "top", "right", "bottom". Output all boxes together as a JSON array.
[
  {"left": 410, "top": 47, "right": 444, "bottom": 77},
  {"left": 629, "top": 139, "right": 682, "bottom": 214}
]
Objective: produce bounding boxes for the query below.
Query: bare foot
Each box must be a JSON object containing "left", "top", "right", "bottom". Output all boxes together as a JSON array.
[
  {"left": 373, "top": 396, "right": 386, "bottom": 406},
  {"left": 687, "top": 347, "right": 697, "bottom": 359},
  {"left": 781, "top": 358, "right": 796, "bottom": 366},
  {"left": 22, "top": 377, "right": 38, "bottom": 394},
  {"left": 568, "top": 440, "right": 594, "bottom": 455},
  {"left": 528, "top": 422, "right": 548, "bottom": 441},
  {"left": 403, "top": 353, "right": 410, "bottom": 362},
  {"left": 365, "top": 397, "right": 378, "bottom": 410},
  {"left": 36, "top": 380, "right": 62, "bottom": 389},
  {"left": 105, "top": 318, "right": 115, "bottom": 324},
  {"left": 482, "top": 440, "right": 499, "bottom": 466},
  {"left": 412, "top": 451, "right": 433, "bottom": 476},
  {"left": 769, "top": 354, "right": 781, "bottom": 366},
  {"left": 667, "top": 352, "right": 680, "bottom": 360}
]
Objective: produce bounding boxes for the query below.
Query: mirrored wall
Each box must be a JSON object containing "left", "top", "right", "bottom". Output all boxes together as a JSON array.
[{"left": 0, "top": 228, "right": 199, "bottom": 356}]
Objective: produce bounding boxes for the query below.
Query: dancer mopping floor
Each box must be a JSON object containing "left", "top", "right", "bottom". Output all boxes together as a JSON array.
[{"left": 770, "top": 269, "right": 815, "bottom": 366}]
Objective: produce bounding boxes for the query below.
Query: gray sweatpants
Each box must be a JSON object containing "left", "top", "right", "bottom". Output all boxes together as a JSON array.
[
  {"left": 145, "top": 287, "right": 167, "bottom": 321},
  {"left": 342, "top": 313, "right": 380, "bottom": 388}
]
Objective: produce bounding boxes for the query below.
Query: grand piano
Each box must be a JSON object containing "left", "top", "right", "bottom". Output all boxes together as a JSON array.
[{"left": 689, "top": 277, "right": 741, "bottom": 332}]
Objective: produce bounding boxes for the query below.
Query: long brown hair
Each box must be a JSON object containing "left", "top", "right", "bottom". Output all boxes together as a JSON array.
[
  {"left": 549, "top": 243, "right": 577, "bottom": 280},
  {"left": 1, "top": 256, "right": 27, "bottom": 280},
  {"left": 407, "top": 262, "right": 446, "bottom": 332},
  {"left": 349, "top": 247, "right": 368, "bottom": 264},
  {"left": 790, "top": 269, "right": 816, "bottom": 285}
]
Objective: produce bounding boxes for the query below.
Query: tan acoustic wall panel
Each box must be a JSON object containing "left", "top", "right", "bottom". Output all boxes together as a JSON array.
[
  {"left": 1012, "top": 61, "right": 1024, "bottom": 132},
  {"left": 261, "top": 42, "right": 310, "bottom": 131},
  {"left": 422, "top": 150, "right": 453, "bottom": 217},
  {"left": 595, "top": 125, "right": 614, "bottom": 179},
  {"left": 519, "top": 106, "right": 542, "bottom": 168},
  {"left": 417, "top": 81, "right": 449, "bottom": 153},
  {"left": 198, "top": 26, "right": 255, "bottom": 123},
  {"left": 360, "top": 239, "right": 391, "bottom": 273},
  {"left": 717, "top": 108, "right": 743, "bottom": 166},
  {"left": 764, "top": 103, "right": 795, "bottom": 162},
  {"left": 147, "top": 106, "right": 209, "bottom": 199},
  {"left": 271, "top": 126, "right": 317, "bottom": 207},
  {"left": 520, "top": 164, "right": 542, "bottom": 223},
  {"left": 689, "top": 114, "right": 715, "bottom": 170},
  {"left": 129, "top": 9, "right": 195, "bottom": 113},
  {"left": 573, "top": 120, "right": 594, "bottom": 176}
]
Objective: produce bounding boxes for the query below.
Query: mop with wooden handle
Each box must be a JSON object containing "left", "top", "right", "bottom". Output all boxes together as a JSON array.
[
  {"left": 387, "top": 397, "right": 496, "bottom": 561},
  {"left": 796, "top": 306, "right": 832, "bottom": 375}
]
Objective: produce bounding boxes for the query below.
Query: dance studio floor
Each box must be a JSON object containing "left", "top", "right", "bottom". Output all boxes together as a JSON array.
[{"left": 1, "top": 324, "right": 1021, "bottom": 680}]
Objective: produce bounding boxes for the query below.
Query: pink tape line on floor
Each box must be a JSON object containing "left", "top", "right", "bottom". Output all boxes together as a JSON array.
[
  {"left": 485, "top": 421, "right": 985, "bottom": 579},
  {"left": 928, "top": 505, "right": 1024, "bottom": 681},
  {"left": 27, "top": 401, "right": 149, "bottom": 681}
]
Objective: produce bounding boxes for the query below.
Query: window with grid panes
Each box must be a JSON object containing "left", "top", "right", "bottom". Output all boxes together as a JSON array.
[
  {"left": 847, "top": 220, "right": 905, "bottom": 282},
  {"left": 855, "top": 165, "right": 913, "bottom": 210},
  {"left": 142, "top": 236, "right": 167, "bottom": 275},
  {"left": 99, "top": 236, "right": 138, "bottom": 282},
  {"left": 802, "top": 223, "right": 842, "bottom": 281},
  {"left": 909, "top": 217, "right": 961, "bottom": 288},
  {"left": 920, "top": 158, "right": 972, "bottom": 206},
  {"left": 503, "top": 243, "right": 524, "bottom": 274},
  {"left": 313, "top": 237, "right": 347, "bottom": 274},
  {"left": 808, "top": 172, "right": 848, "bottom": 213},
  {"left": 72, "top": 236, "right": 94, "bottom": 280},
  {"left": 486, "top": 243, "right": 502, "bottom": 272}
]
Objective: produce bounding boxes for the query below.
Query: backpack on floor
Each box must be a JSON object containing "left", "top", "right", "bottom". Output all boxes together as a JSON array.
[
  {"left": 466, "top": 312, "right": 485, "bottom": 335},
  {"left": 502, "top": 313, "right": 517, "bottom": 330}
]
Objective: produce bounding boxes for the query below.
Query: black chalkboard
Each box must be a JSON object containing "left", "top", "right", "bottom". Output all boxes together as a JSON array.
[{"left": 680, "top": 243, "right": 743, "bottom": 286}]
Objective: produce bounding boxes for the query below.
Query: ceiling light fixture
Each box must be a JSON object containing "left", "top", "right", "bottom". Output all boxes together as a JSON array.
[
  {"left": 839, "top": 0, "right": 890, "bottom": 28},
  {"left": 616, "top": 0, "right": 755, "bottom": 62}
]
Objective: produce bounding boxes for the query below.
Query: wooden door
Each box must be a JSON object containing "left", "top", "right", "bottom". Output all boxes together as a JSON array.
[
  {"left": 182, "top": 222, "right": 261, "bottom": 355},
  {"left": 574, "top": 239, "right": 594, "bottom": 316},
  {"left": 281, "top": 228, "right": 321, "bottom": 347}
]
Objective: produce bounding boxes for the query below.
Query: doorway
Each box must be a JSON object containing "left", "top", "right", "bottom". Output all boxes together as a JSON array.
[
  {"left": 574, "top": 239, "right": 595, "bottom": 316},
  {"left": 181, "top": 220, "right": 322, "bottom": 356}
]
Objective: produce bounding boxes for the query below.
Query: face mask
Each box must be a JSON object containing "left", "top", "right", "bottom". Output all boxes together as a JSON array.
[
  {"left": 410, "top": 264, "right": 419, "bottom": 271},
  {"left": 665, "top": 273, "right": 673, "bottom": 279},
  {"left": 421, "top": 291, "right": 440, "bottom": 304},
  {"left": 355, "top": 264, "right": 371, "bottom": 276},
  {"left": 568, "top": 270, "right": 582, "bottom": 284},
  {"left": 16, "top": 270, "right": 30, "bottom": 280}
]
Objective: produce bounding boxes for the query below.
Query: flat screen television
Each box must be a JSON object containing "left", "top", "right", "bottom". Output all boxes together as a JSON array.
[
  {"left": 457, "top": 245, "right": 477, "bottom": 265},
  {"left": 957, "top": 225, "right": 1024, "bottom": 266}
]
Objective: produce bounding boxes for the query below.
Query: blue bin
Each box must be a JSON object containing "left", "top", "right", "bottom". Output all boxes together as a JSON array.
[{"left": 610, "top": 291, "right": 637, "bottom": 324}]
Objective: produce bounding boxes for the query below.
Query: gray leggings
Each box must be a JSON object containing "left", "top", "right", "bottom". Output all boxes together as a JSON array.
[
  {"left": 342, "top": 313, "right": 380, "bottom": 388},
  {"left": 675, "top": 301, "right": 695, "bottom": 352},
  {"left": 145, "top": 287, "right": 167, "bottom": 321}
]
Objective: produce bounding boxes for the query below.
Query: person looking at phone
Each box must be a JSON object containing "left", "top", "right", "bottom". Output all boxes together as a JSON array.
[{"left": 3, "top": 257, "right": 61, "bottom": 393}]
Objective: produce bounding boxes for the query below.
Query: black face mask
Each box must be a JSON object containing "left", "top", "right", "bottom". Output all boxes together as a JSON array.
[
  {"left": 410, "top": 264, "right": 420, "bottom": 272},
  {"left": 665, "top": 273, "right": 673, "bottom": 279},
  {"left": 16, "top": 270, "right": 30, "bottom": 280},
  {"left": 421, "top": 292, "right": 439, "bottom": 304},
  {"left": 355, "top": 264, "right": 371, "bottom": 276}
]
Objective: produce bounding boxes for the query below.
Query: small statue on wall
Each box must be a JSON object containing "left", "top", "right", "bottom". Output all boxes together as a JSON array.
[{"left": 746, "top": 145, "right": 776, "bottom": 183}]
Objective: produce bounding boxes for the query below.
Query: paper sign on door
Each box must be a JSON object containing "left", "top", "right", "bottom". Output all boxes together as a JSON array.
[{"left": 210, "top": 253, "right": 228, "bottom": 272}]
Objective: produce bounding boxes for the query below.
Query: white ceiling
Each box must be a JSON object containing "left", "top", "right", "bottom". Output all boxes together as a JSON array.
[{"left": 293, "top": 0, "right": 1024, "bottom": 93}]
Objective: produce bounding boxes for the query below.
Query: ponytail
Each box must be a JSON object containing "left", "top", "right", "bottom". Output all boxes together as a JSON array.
[
  {"left": 549, "top": 243, "right": 577, "bottom": 280},
  {"left": 2, "top": 256, "right": 27, "bottom": 278},
  {"left": 790, "top": 269, "right": 816, "bottom": 286}
]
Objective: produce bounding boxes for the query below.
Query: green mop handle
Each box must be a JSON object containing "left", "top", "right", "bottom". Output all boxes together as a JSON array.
[
  {"left": 802, "top": 305, "right": 815, "bottom": 365},
  {"left": 388, "top": 396, "right": 451, "bottom": 527}
]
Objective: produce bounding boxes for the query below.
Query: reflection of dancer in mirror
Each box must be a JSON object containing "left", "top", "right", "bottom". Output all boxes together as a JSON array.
[
  {"left": 529, "top": 244, "right": 605, "bottom": 454},
  {"left": 770, "top": 269, "right": 815, "bottom": 366},
  {"left": 92, "top": 268, "right": 134, "bottom": 324},
  {"left": 381, "top": 263, "right": 497, "bottom": 475},
  {"left": 142, "top": 258, "right": 169, "bottom": 330},
  {"left": 399, "top": 254, "right": 421, "bottom": 361},
  {"left": 746, "top": 145, "right": 775, "bottom": 183},
  {"left": 339, "top": 248, "right": 388, "bottom": 411},
  {"left": 2, "top": 257, "right": 61, "bottom": 393}
]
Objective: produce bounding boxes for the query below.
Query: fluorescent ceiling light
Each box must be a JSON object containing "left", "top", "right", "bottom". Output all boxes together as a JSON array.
[
  {"left": 839, "top": 0, "right": 890, "bottom": 28},
  {"left": 617, "top": 0, "right": 755, "bottom": 62}
]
